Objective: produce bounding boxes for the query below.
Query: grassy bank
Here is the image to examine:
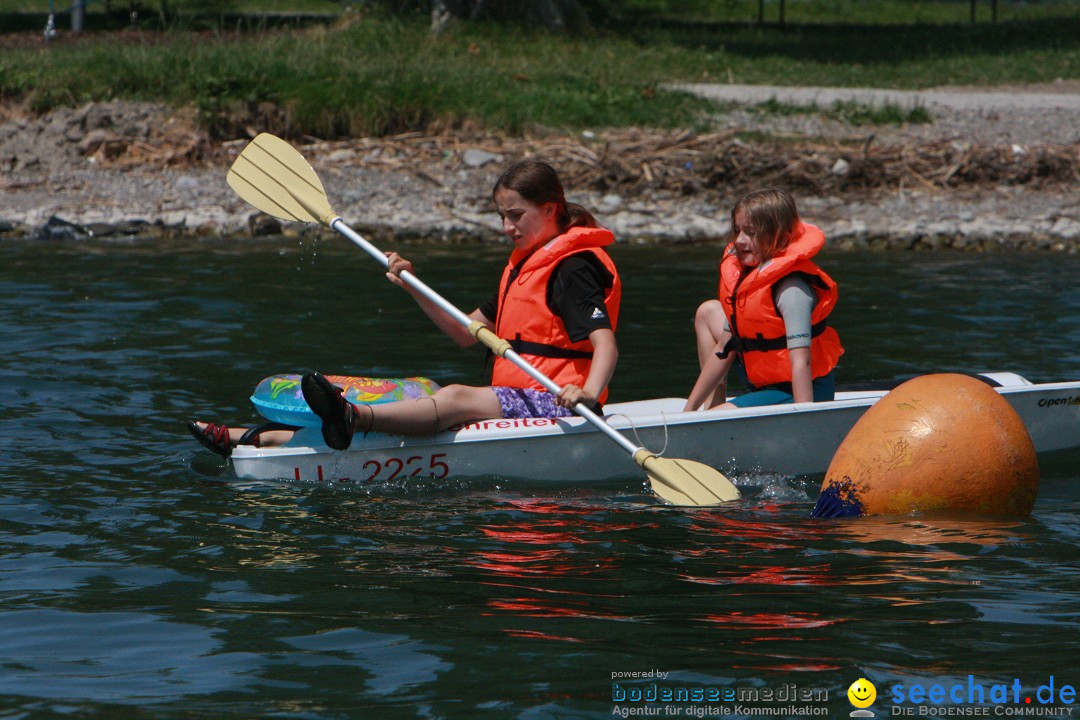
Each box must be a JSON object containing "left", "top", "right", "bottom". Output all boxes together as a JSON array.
[
  {"left": 2, "top": 7, "right": 1079, "bottom": 139},
  {"left": 5, "top": 0, "right": 1080, "bottom": 26}
]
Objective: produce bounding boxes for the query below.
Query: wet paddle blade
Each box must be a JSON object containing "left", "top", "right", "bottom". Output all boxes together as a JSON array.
[
  {"left": 639, "top": 454, "right": 740, "bottom": 506},
  {"left": 227, "top": 133, "right": 335, "bottom": 224}
]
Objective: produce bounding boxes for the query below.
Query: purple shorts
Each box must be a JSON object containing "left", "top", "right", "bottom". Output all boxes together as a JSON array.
[{"left": 492, "top": 386, "right": 575, "bottom": 420}]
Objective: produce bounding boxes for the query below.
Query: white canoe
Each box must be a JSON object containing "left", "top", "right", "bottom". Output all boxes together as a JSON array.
[{"left": 230, "top": 373, "right": 1080, "bottom": 484}]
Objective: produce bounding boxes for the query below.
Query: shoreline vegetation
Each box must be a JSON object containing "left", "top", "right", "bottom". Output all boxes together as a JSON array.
[
  {"left": 1, "top": 3, "right": 1078, "bottom": 249},
  {"left": 5, "top": 5, "right": 1080, "bottom": 137}
]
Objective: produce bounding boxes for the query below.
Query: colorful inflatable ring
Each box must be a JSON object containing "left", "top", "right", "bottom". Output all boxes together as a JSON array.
[{"left": 250, "top": 374, "right": 441, "bottom": 427}]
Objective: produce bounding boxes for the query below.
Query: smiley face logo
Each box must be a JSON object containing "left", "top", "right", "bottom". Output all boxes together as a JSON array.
[{"left": 848, "top": 678, "right": 877, "bottom": 708}]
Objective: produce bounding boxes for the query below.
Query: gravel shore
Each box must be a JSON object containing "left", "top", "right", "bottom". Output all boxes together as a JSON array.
[{"left": 2, "top": 85, "right": 1078, "bottom": 250}]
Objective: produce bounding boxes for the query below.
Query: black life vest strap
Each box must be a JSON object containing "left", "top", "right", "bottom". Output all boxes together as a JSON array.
[
  {"left": 716, "top": 337, "right": 737, "bottom": 359},
  {"left": 730, "top": 319, "right": 829, "bottom": 354},
  {"left": 509, "top": 335, "right": 594, "bottom": 360}
]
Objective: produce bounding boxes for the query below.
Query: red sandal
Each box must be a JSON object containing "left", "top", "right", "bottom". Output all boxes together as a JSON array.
[{"left": 187, "top": 421, "right": 233, "bottom": 458}]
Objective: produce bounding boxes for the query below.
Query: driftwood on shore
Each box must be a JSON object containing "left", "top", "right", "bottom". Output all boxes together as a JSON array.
[
  {"left": 2, "top": 101, "right": 1077, "bottom": 248},
  {"left": 227, "top": 127, "right": 1080, "bottom": 198},
  {"left": 4, "top": 96, "right": 1076, "bottom": 199}
]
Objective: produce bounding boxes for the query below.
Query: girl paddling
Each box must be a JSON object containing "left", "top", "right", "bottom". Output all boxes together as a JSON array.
[{"left": 191, "top": 160, "right": 621, "bottom": 456}]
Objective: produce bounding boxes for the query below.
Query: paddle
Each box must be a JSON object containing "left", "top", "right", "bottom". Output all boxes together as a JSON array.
[{"left": 226, "top": 133, "right": 740, "bottom": 506}]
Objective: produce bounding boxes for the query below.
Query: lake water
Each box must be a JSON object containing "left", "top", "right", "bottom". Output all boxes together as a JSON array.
[{"left": 2, "top": 237, "right": 1079, "bottom": 719}]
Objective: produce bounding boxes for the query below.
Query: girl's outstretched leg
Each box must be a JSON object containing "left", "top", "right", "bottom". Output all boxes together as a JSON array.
[
  {"left": 302, "top": 372, "right": 502, "bottom": 448},
  {"left": 364, "top": 384, "right": 502, "bottom": 435},
  {"left": 188, "top": 421, "right": 295, "bottom": 456}
]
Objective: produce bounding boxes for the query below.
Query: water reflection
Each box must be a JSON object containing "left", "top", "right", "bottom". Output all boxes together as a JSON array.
[
  {"left": 2, "top": 240, "right": 1079, "bottom": 716},
  {"left": 470, "top": 498, "right": 636, "bottom": 579},
  {"left": 833, "top": 516, "right": 1029, "bottom": 550},
  {"left": 283, "top": 628, "right": 451, "bottom": 697},
  {"left": 466, "top": 499, "right": 636, "bottom": 636},
  {"left": 0, "top": 609, "right": 260, "bottom": 701}
]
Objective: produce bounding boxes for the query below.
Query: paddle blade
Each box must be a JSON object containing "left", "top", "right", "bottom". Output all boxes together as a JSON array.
[
  {"left": 637, "top": 453, "right": 740, "bottom": 506},
  {"left": 227, "top": 133, "right": 336, "bottom": 224}
]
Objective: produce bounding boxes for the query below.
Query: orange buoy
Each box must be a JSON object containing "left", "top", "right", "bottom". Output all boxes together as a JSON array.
[{"left": 812, "top": 374, "right": 1039, "bottom": 518}]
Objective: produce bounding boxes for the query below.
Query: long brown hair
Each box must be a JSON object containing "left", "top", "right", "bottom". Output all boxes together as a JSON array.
[
  {"left": 730, "top": 188, "right": 800, "bottom": 261},
  {"left": 493, "top": 159, "right": 598, "bottom": 232}
]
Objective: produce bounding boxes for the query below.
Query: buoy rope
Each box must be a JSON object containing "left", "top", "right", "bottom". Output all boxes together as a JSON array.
[{"left": 604, "top": 412, "right": 671, "bottom": 458}]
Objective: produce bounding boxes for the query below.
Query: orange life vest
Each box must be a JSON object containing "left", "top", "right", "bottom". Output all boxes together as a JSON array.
[
  {"left": 491, "top": 226, "right": 621, "bottom": 402},
  {"left": 718, "top": 222, "right": 844, "bottom": 389}
]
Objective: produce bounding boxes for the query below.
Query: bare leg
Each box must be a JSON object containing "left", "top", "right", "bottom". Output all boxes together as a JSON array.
[
  {"left": 190, "top": 422, "right": 295, "bottom": 449},
  {"left": 695, "top": 300, "right": 727, "bottom": 367},
  {"left": 692, "top": 299, "right": 732, "bottom": 408},
  {"left": 194, "top": 381, "right": 505, "bottom": 457},
  {"left": 353, "top": 384, "right": 502, "bottom": 435},
  {"left": 248, "top": 429, "right": 295, "bottom": 447}
]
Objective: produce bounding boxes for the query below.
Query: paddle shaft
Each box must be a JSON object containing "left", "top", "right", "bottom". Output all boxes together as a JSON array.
[
  {"left": 332, "top": 219, "right": 474, "bottom": 328},
  {"left": 331, "top": 218, "right": 644, "bottom": 458}
]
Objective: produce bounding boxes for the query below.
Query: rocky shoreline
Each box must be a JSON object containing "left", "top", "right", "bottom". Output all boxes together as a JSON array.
[{"left": 2, "top": 98, "right": 1078, "bottom": 251}]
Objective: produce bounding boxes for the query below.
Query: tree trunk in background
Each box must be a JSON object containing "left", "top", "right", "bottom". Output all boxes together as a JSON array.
[{"left": 72, "top": 0, "right": 85, "bottom": 32}]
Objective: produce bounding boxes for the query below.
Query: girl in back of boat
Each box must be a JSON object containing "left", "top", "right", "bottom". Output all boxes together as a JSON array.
[
  {"left": 190, "top": 159, "right": 621, "bottom": 456},
  {"left": 683, "top": 188, "right": 843, "bottom": 412}
]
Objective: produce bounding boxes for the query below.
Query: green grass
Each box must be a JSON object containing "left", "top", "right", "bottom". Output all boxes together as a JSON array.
[
  {"left": 4, "top": 0, "right": 1079, "bottom": 25},
  {"left": 0, "top": 18, "right": 721, "bottom": 136},
  {"left": 628, "top": 15, "right": 1080, "bottom": 88},
  {"left": 0, "top": 0, "right": 341, "bottom": 11},
  {"left": 827, "top": 101, "right": 933, "bottom": 126},
  {"left": 753, "top": 98, "right": 933, "bottom": 126},
  {"left": 619, "top": 0, "right": 1080, "bottom": 25},
  {"left": 1, "top": 4, "right": 1079, "bottom": 139}
]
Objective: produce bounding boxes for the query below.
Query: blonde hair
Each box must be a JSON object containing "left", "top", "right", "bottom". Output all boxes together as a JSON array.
[{"left": 729, "top": 188, "right": 800, "bottom": 261}]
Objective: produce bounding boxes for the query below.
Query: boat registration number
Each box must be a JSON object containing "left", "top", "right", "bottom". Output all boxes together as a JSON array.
[{"left": 294, "top": 452, "right": 451, "bottom": 483}]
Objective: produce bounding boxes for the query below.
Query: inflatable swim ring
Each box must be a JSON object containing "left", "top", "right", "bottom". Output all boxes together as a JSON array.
[{"left": 250, "top": 374, "right": 441, "bottom": 427}]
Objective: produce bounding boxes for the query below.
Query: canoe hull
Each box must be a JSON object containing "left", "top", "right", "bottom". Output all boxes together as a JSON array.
[{"left": 229, "top": 376, "right": 1080, "bottom": 484}]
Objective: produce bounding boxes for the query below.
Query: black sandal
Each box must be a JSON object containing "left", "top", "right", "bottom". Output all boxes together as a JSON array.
[
  {"left": 187, "top": 421, "right": 232, "bottom": 457},
  {"left": 301, "top": 372, "right": 357, "bottom": 450}
]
